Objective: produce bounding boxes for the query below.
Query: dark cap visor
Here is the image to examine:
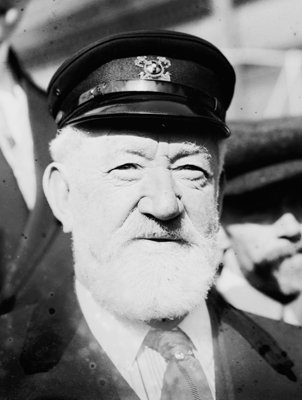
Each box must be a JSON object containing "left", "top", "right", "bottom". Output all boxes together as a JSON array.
[{"left": 60, "top": 95, "right": 230, "bottom": 137}]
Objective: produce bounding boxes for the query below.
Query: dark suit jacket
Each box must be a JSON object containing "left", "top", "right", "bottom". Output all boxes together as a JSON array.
[
  {"left": 0, "top": 278, "right": 302, "bottom": 400},
  {"left": 0, "top": 49, "right": 73, "bottom": 313}
]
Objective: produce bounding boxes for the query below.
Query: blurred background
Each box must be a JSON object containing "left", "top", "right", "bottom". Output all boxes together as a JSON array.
[{"left": 12, "top": 0, "right": 302, "bottom": 120}]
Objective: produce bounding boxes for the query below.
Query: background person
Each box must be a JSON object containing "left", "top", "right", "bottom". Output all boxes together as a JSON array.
[
  {"left": 218, "top": 117, "right": 302, "bottom": 325},
  {"left": 0, "top": 0, "right": 72, "bottom": 312}
]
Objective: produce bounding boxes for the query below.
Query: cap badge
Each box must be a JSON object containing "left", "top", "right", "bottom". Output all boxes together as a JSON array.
[{"left": 135, "top": 56, "right": 171, "bottom": 81}]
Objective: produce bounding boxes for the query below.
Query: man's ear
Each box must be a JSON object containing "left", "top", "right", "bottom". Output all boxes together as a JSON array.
[
  {"left": 43, "top": 163, "right": 73, "bottom": 233},
  {"left": 217, "top": 170, "right": 226, "bottom": 218}
]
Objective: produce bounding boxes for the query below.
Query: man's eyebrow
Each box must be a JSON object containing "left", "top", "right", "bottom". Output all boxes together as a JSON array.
[
  {"left": 108, "top": 142, "right": 209, "bottom": 161},
  {"left": 111, "top": 147, "right": 153, "bottom": 160},
  {"left": 170, "top": 143, "right": 209, "bottom": 162}
]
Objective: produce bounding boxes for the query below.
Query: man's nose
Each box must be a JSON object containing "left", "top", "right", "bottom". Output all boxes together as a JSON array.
[
  {"left": 138, "top": 169, "right": 184, "bottom": 221},
  {"left": 274, "top": 212, "right": 302, "bottom": 241}
]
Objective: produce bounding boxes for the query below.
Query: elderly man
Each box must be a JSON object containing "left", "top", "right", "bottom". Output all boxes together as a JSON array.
[
  {"left": 0, "top": 0, "right": 72, "bottom": 312},
  {"left": 217, "top": 117, "right": 302, "bottom": 325},
  {"left": 1, "top": 31, "right": 302, "bottom": 399}
]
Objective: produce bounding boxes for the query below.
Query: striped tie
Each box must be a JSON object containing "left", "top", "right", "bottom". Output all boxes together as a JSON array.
[{"left": 145, "top": 328, "right": 214, "bottom": 400}]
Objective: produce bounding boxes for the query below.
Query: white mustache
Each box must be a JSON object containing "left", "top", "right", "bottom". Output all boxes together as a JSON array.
[{"left": 116, "top": 213, "right": 219, "bottom": 246}]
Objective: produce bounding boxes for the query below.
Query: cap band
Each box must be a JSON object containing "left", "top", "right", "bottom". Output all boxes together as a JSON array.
[
  {"left": 60, "top": 80, "right": 222, "bottom": 123},
  {"left": 78, "top": 79, "right": 221, "bottom": 114},
  {"left": 56, "top": 80, "right": 225, "bottom": 126}
]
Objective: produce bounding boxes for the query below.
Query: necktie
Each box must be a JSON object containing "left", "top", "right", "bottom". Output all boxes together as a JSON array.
[{"left": 145, "top": 328, "right": 214, "bottom": 400}]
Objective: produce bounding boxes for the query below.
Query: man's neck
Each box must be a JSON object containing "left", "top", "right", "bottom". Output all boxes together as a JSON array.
[{"left": 148, "top": 315, "right": 186, "bottom": 330}]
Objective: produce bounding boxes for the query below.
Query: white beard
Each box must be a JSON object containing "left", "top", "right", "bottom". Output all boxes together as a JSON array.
[{"left": 72, "top": 214, "right": 220, "bottom": 322}]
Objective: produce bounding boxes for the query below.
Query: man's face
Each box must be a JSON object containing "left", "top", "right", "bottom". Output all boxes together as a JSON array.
[
  {"left": 223, "top": 184, "right": 302, "bottom": 302},
  {"left": 59, "top": 126, "right": 223, "bottom": 321}
]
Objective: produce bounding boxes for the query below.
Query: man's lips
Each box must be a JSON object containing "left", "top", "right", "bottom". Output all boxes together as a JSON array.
[
  {"left": 137, "top": 237, "right": 179, "bottom": 241},
  {"left": 143, "top": 238, "right": 182, "bottom": 242},
  {"left": 134, "top": 236, "right": 187, "bottom": 244}
]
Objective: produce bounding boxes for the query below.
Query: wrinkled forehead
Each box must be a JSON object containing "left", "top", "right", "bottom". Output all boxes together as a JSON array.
[{"left": 79, "top": 125, "right": 221, "bottom": 161}]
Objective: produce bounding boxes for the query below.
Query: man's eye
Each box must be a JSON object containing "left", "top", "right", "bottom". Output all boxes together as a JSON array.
[
  {"left": 173, "top": 164, "right": 211, "bottom": 185},
  {"left": 111, "top": 163, "right": 139, "bottom": 171},
  {"left": 175, "top": 164, "right": 209, "bottom": 176},
  {"left": 179, "top": 165, "right": 206, "bottom": 172},
  {"left": 108, "top": 163, "right": 142, "bottom": 181}
]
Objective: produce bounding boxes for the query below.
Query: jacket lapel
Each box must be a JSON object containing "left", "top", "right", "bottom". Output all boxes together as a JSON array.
[
  {"left": 207, "top": 289, "right": 301, "bottom": 400},
  {"left": 20, "top": 278, "right": 140, "bottom": 400},
  {"left": 207, "top": 290, "right": 235, "bottom": 400}
]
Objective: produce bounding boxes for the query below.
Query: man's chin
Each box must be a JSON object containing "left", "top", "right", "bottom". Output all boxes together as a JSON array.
[
  {"left": 74, "top": 234, "right": 219, "bottom": 322},
  {"left": 94, "top": 282, "right": 213, "bottom": 323},
  {"left": 85, "top": 258, "right": 217, "bottom": 322}
]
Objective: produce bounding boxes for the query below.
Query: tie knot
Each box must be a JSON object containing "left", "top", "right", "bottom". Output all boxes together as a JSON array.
[{"left": 145, "top": 328, "right": 194, "bottom": 361}]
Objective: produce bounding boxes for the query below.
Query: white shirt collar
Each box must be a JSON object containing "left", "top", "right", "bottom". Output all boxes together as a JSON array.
[
  {"left": 75, "top": 280, "right": 213, "bottom": 373},
  {"left": 178, "top": 300, "right": 213, "bottom": 359},
  {"left": 75, "top": 280, "right": 149, "bottom": 371}
]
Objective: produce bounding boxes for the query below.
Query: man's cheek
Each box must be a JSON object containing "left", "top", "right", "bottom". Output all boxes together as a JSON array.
[{"left": 189, "top": 201, "right": 219, "bottom": 235}]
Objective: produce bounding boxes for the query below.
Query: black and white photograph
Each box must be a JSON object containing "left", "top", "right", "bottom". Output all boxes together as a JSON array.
[{"left": 1, "top": 0, "right": 302, "bottom": 399}]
